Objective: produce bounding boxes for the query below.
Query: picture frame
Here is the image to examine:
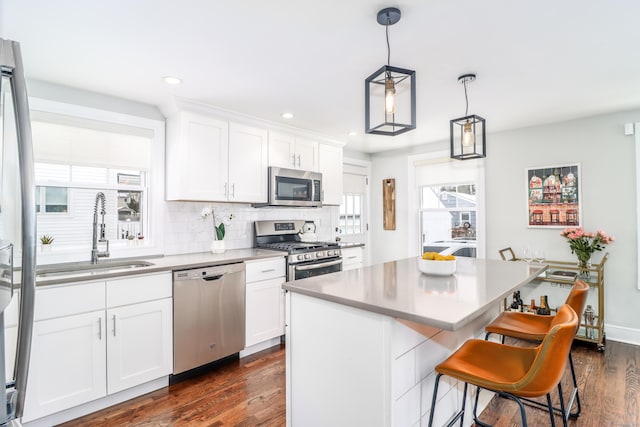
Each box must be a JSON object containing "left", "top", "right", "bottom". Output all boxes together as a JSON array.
[{"left": 526, "top": 163, "right": 581, "bottom": 228}]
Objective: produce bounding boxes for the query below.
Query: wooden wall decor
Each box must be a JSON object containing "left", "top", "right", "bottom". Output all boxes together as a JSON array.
[{"left": 383, "top": 178, "right": 396, "bottom": 230}]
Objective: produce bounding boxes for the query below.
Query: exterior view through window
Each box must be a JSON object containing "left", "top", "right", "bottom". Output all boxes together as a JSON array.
[{"left": 420, "top": 183, "right": 477, "bottom": 258}]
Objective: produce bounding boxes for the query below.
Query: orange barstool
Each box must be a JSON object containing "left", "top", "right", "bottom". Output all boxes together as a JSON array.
[
  {"left": 484, "top": 281, "right": 589, "bottom": 420},
  {"left": 549, "top": 209, "right": 560, "bottom": 223},
  {"left": 428, "top": 304, "right": 579, "bottom": 427}
]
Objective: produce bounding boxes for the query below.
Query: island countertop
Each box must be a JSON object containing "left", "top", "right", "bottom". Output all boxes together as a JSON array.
[{"left": 283, "top": 257, "right": 547, "bottom": 331}]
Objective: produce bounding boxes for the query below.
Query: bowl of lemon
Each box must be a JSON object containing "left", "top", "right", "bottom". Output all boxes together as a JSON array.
[{"left": 418, "top": 252, "right": 456, "bottom": 276}]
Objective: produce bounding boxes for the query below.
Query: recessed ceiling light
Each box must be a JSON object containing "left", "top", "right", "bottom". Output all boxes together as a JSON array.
[
  {"left": 163, "top": 76, "right": 182, "bottom": 85},
  {"left": 281, "top": 112, "right": 294, "bottom": 119}
]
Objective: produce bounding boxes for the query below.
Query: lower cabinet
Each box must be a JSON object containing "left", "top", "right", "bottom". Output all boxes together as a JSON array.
[
  {"left": 23, "top": 310, "right": 107, "bottom": 421},
  {"left": 23, "top": 273, "right": 172, "bottom": 423},
  {"left": 341, "top": 246, "right": 364, "bottom": 271},
  {"left": 245, "top": 258, "right": 286, "bottom": 349},
  {"left": 106, "top": 298, "right": 173, "bottom": 394}
]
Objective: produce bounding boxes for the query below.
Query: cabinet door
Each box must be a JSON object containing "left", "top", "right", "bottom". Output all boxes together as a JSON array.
[
  {"left": 106, "top": 298, "right": 173, "bottom": 394},
  {"left": 228, "top": 123, "right": 268, "bottom": 203},
  {"left": 295, "top": 136, "right": 319, "bottom": 172},
  {"left": 23, "top": 311, "right": 106, "bottom": 422},
  {"left": 318, "top": 144, "right": 343, "bottom": 205},
  {"left": 268, "top": 131, "right": 296, "bottom": 169},
  {"left": 167, "top": 111, "right": 229, "bottom": 201},
  {"left": 245, "top": 277, "right": 285, "bottom": 347}
]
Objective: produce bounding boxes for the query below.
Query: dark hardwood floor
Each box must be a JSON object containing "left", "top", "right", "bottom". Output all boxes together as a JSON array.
[{"left": 60, "top": 340, "right": 639, "bottom": 426}]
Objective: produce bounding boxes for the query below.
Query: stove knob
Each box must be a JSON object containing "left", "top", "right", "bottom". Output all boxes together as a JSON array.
[
  {"left": 304, "top": 253, "right": 311, "bottom": 260},
  {"left": 317, "top": 251, "right": 325, "bottom": 258},
  {"left": 326, "top": 250, "right": 333, "bottom": 256},
  {"left": 297, "top": 255, "right": 304, "bottom": 261}
]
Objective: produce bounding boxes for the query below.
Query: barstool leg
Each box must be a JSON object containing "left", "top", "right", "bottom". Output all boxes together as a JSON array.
[
  {"left": 428, "top": 376, "right": 468, "bottom": 427},
  {"left": 428, "top": 374, "right": 442, "bottom": 427},
  {"left": 568, "top": 352, "right": 582, "bottom": 418},
  {"left": 546, "top": 393, "right": 556, "bottom": 427}
]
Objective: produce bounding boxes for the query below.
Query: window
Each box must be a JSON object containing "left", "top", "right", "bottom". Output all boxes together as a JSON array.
[
  {"left": 35, "top": 186, "right": 68, "bottom": 213},
  {"left": 339, "top": 193, "right": 363, "bottom": 235},
  {"left": 29, "top": 102, "right": 162, "bottom": 253},
  {"left": 420, "top": 183, "right": 477, "bottom": 254}
]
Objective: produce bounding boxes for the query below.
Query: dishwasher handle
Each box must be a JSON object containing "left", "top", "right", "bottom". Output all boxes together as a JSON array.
[{"left": 202, "top": 274, "right": 224, "bottom": 281}]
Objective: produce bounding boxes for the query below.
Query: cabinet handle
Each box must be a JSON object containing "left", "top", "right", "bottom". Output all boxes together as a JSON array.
[
  {"left": 98, "top": 317, "right": 102, "bottom": 340},
  {"left": 224, "top": 182, "right": 228, "bottom": 198},
  {"left": 112, "top": 315, "right": 117, "bottom": 337},
  {"left": 347, "top": 256, "right": 357, "bottom": 259},
  {"left": 291, "top": 154, "right": 296, "bottom": 167},
  {"left": 261, "top": 269, "right": 276, "bottom": 273},
  {"left": 231, "top": 183, "right": 235, "bottom": 198},
  {"left": 297, "top": 154, "right": 301, "bottom": 167}
]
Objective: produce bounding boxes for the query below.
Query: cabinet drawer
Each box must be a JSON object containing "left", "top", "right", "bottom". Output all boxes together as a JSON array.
[
  {"left": 341, "top": 247, "right": 363, "bottom": 266},
  {"left": 245, "top": 257, "right": 286, "bottom": 282},
  {"left": 35, "top": 281, "right": 105, "bottom": 321},
  {"left": 107, "top": 272, "right": 172, "bottom": 307}
]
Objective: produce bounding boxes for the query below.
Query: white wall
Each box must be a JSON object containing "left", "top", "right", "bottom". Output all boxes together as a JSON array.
[
  {"left": 369, "top": 109, "right": 640, "bottom": 342},
  {"left": 485, "top": 110, "right": 639, "bottom": 335}
]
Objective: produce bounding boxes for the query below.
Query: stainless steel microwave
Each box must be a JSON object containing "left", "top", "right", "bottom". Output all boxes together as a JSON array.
[{"left": 265, "top": 167, "right": 322, "bottom": 207}]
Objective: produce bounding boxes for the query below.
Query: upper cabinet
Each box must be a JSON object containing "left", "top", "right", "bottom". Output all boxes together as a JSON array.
[
  {"left": 166, "top": 111, "right": 268, "bottom": 203},
  {"left": 228, "top": 123, "right": 268, "bottom": 202},
  {"left": 318, "top": 143, "right": 343, "bottom": 205},
  {"left": 268, "top": 131, "right": 318, "bottom": 172}
]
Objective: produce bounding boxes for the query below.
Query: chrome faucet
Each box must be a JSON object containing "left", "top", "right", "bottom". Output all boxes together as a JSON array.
[{"left": 91, "top": 192, "right": 110, "bottom": 264}]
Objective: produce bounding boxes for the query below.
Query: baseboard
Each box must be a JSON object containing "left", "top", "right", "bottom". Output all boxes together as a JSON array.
[
  {"left": 22, "top": 377, "right": 168, "bottom": 427},
  {"left": 239, "top": 337, "right": 282, "bottom": 358},
  {"left": 604, "top": 323, "right": 640, "bottom": 346}
]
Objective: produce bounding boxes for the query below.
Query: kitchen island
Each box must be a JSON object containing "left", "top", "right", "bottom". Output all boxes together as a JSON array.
[{"left": 283, "top": 257, "right": 546, "bottom": 427}]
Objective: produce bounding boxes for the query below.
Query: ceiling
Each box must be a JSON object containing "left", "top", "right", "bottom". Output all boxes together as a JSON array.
[{"left": 2, "top": 1, "right": 640, "bottom": 153}]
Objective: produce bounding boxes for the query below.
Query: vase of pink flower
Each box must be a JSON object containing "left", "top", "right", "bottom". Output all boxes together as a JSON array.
[{"left": 560, "top": 228, "right": 614, "bottom": 279}]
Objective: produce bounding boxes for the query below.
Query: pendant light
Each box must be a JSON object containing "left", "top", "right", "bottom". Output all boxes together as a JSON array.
[
  {"left": 450, "top": 74, "right": 486, "bottom": 160},
  {"left": 365, "top": 7, "right": 416, "bottom": 136}
]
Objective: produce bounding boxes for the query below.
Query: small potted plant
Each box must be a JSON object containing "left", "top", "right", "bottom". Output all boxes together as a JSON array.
[{"left": 40, "top": 235, "right": 54, "bottom": 252}]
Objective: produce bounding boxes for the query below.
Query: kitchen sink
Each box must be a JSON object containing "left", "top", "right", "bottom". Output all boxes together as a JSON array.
[{"left": 36, "top": 259, "right": 155, "bottom": 279}]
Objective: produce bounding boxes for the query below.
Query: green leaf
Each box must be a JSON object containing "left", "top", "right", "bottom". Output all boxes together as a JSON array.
[{"left": 215, "top": 223, "right": 225, "bottom": 240}]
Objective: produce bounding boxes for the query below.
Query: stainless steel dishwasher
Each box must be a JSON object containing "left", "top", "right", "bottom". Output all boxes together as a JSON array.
[{"left": 173, "top": 262, "right": 245, "bottom": 374}]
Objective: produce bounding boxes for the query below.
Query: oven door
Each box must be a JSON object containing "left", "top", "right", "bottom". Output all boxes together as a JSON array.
[{"left": 290, "top": 258, "right": 342, "bottom": 281}]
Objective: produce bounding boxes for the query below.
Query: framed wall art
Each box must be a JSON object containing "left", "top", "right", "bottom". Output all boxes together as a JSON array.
[{"left": 527, "top": 163, "right": 581, "bottom": 228}]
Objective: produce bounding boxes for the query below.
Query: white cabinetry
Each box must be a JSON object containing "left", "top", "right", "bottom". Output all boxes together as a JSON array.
[
  {"left": 105, "top": 274, "right": 173, "bottom": 394},
  {"left": 318, "top": 144, "right": 343, "bottom": 205},
  {"left": 228, "top": 122, "right": 268, "bottom": 202},
  {"left": 244, "top": 257, "right": 286, "bottom": 349},
  {"left": 341, "top": 246, "right": 364, "bottom": 271},
  {"left": 166, "top": 111, "right": 268, "bottom": 203},
  {"left": 23, "top": 273, "right": 172, "bottom": 422},
  {"left": 268, "top": 131, "right": 318, "bottom": 171},
  {"left": 166, "top": 111, "right": 229, "bottom": 201}
]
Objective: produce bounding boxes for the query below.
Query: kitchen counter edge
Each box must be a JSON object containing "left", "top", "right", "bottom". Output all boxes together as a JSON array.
[{"left": 32, "top": 248, "right": 287, "bottom": 287}]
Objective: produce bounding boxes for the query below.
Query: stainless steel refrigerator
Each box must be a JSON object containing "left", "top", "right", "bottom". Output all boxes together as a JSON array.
[{"left": 0, "top": 38, "right": 37, "bottom": 426}]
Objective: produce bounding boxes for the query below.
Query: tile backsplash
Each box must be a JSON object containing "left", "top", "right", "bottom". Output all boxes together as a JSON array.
[{"left": 163, "top": 201, "right": 339, "bottom": 255}]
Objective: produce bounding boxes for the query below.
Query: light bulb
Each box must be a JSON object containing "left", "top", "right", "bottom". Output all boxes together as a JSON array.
[
  {"left": 385, "top": 77, "right": 396, "bottom": 114},
  {"left": 462, "top": 121, "right": 473, "bottom": 147}
]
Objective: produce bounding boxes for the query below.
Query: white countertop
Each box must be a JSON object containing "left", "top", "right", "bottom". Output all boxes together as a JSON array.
[{"left": 283, "top": 257, "right": 547, "bottom": 331}]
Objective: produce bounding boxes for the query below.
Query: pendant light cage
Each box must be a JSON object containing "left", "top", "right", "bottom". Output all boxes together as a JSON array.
[
  {"left": 450, "top": 74, "right": 486, "bottom": 160},
  {"left": 450, "top": 114, "right": 486, "bottom": 160},
  {"left": 365, "top": 7, "right": 416, "bottom": 136},
  {"left": 365, "top": 65, "right": 416, "bottom": 136}
]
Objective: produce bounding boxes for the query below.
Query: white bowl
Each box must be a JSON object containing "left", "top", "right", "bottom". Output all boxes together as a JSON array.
[{"left": 418, "top": 257, "right": 456, "bottom": 276}]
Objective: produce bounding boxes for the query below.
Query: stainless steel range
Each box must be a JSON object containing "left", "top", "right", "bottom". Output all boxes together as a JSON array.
[{"left": 255, "top": 220, "right": 342, "bottom": 281}]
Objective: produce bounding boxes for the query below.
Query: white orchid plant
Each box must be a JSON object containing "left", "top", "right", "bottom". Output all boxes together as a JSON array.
[{"left": 201, "top": 206, "right": 234, "bottom": 240}]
